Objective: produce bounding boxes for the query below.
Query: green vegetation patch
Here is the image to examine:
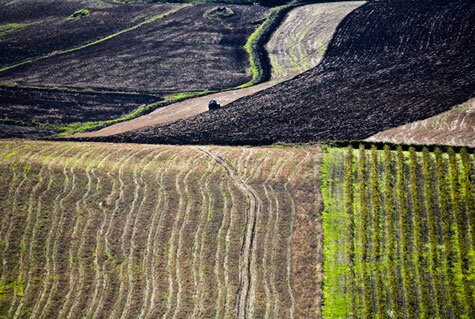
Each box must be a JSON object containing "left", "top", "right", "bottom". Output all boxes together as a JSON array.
[
  {"left": 67, "top": 9, "right": 91, "bottom": 20},
  {"left": 322, "top": 144, "right": 475, "bottom": 318},
  {"left": 203, "top": 6, "right": 235, "bottom": 19},
  {"left": 0, "top": 23, "right": 26, "bottom": 38}
]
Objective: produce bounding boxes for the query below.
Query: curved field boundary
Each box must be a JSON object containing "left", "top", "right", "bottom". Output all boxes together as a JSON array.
[
  {"left": 266, "top": 1, "right": 365, "bottom": 80},
  {"left": 322, "top": 144, "right": 475, "bottom": 318},
  {"left": 366, "top": 97, "right": 475, "bottom": 147},
  {"left": 0, "top": 5, "right": 188, "bottom": 74},
  {"left": 74, "top": 2, "right": 363, "bottom": 138},
  {"left": 0, "top": 140, "right": 322, "bottom": 318}
]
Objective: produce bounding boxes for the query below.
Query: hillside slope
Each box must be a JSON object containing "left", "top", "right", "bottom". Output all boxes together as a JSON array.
[
  {"left": 0, "top": 141, "right": 322, "bottom": 318},
  {"left": 100, "top": 0, "right": 475, "bottom": 145},
  {"left": 75, "top": 1, "right": 363, "bottom": 138},
  {"left": 0, "top": 4, "right": 267, "bottom": 93}
]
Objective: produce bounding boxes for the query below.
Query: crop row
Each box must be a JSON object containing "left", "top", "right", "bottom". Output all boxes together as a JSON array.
[
  {"left": 322, "top": 144, "right": 475, "bottom": 318},
  {"left": 0, "top": 141, "right": 322, "bottom": 318}
]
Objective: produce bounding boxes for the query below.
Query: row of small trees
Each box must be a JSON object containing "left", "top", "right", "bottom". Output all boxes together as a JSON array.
[{"left": 341, "top": 144, "right": 474, "bottom": 318}]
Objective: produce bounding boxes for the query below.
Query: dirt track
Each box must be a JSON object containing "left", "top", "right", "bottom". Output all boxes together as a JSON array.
[
  {"left": 74, "top": 82, "right": 275, "bottom": 137},
  {"left": 74, "top": 2, "right": 362, "bottom": 138}
]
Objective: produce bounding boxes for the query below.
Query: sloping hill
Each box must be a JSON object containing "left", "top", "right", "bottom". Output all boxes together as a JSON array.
[
  {"left": 99, "top": 0, "right": 475, "bottom": 145},
  {"left": 0, "top": 140, "right": 323, "bottom": 318},
  {"left": 75, "top": 1, "right": 363, "bottom": 138},
  {"left": 0, "top": 4, "right": 267, "bottom": 93}
]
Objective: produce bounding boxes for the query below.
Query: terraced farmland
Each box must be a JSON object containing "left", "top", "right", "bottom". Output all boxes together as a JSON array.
[
  {"left": 322, "top": 144, "right": 475, "bottom": 318},
  {"left": 0, "top": 140, "right": 322, "bottom": 318}
]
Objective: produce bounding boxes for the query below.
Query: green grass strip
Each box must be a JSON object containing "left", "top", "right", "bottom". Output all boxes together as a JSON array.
[
  {"left": 0, "top": 23, "right": 27, "bottom": 39},
  {"left": 321, "top": 146, "right": 351, "bottom": 318},
  {"left": 236, "top": 2, "right": 298, "bottom": 89}
]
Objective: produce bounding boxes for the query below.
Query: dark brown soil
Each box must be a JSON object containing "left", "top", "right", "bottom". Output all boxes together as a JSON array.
[
  {"left": 0, "top": 123, "right": 58, "bottom": 139},
  {"left": 0, "top": 4, "right": 268, "bottom": 93},
  {"left": 0, "top": 86, "right": 161, "bottom": 125},
  {"left": 0, "top": 0, "right": 174, "bottom": 68},
  {"left": 94, "top": 0, "right": 475, "bottom": 146}
]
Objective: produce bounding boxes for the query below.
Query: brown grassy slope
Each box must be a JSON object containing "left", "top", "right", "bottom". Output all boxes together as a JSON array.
[
  {"left": 0, "top": 4, "right": 268, "bottom": 93},
  {"left": 0, "top": 140, "right": 322, "bottom": 319},
  {"left": 97, "top": 0, "right": 475, "bottom": 146},
  {"left": 367, "top": 97, "right": 475, "bottom": 147}
]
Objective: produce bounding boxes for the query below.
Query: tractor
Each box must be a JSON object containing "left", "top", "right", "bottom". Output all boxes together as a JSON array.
[{"left": 208, "top": 99, "right": 221, "bottom": 111}]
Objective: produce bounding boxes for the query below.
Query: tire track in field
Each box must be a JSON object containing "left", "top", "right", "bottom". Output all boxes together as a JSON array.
[
  {"left": 211, "top": 148, "right": 249, "bottom": 318},
  {"left": 197, "top": 147, "right": 260, "bottom": 319}
]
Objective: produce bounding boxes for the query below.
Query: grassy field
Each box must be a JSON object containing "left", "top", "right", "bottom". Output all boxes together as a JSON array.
[
  {"left": 322, "top": 144, "right": 475, "bottom": 318},
  {"left": 0, "top": 140, "right": 323, "bottom": 318}
]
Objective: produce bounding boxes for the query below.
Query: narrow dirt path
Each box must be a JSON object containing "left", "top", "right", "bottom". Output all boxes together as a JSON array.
[
  {"left": 74, "top": 2, "right": 363, "bottom": 138},
  {"left": 197, "top": 147, "right": 261, "bottom": 319},
  {"left": 75, "top": 83, "right": 275, "bottom": 137}
]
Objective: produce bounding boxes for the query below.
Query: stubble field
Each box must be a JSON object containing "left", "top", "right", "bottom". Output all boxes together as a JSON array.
[{"left": 0, "top": 140, "right": 323, "bottom": 318}]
